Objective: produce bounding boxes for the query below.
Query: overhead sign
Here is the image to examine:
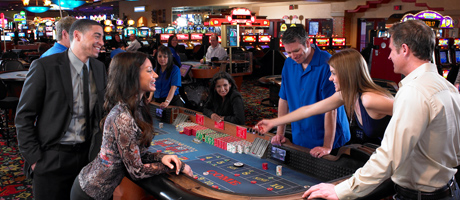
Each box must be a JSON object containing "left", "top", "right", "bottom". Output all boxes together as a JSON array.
[{"left": 14, "top": 13, "right": 26, "bottom": 22}]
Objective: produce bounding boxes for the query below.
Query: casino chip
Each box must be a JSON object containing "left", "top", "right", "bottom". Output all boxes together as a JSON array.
[
  {"left": 233, "top": 162, "right": 244, "bottom": 167},
  {"left": 251, "top": 180, "right": 257, "bottom": 184},
  {"left": 212, "top": 185, "right": 219, "bottom": 189},
  {"left": 267, "top": 187, "right": 273, "bottom": 191},
  {"left": 234, "top": 174, "right": 240, "bottom": 177},
  {"left": 203, "top": 172, "right": 209, "bottom": 175}
]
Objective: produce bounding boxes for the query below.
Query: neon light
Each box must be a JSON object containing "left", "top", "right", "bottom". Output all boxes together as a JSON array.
[{"left": 24, "top": 6, "right": 50, "bottom": 13}]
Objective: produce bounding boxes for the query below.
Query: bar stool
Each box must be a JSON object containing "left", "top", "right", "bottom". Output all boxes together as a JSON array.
[{"left": 0, "top": 79, "right": 19, "bottom": 146}]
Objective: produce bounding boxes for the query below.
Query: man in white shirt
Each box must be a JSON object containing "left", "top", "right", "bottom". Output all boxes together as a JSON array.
[
  {"left": 303, "top": 20, "right": 460, "bottom": 200},
  {"left": 200, "top": 34, "right": 227, "bottom": 63},
  {"left": 126, "top": 34, "right": 141, "bottom": 52}
]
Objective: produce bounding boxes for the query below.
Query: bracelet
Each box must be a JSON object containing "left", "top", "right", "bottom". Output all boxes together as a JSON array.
[{"left": 165, "top": 99, "right": 170, "bottom": 103}]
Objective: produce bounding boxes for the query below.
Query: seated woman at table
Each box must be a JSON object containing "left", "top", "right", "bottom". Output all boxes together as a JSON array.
[
  {"left": 168, "top": 34, "right": 181, "bottom": 67},
  {"left": 70, "top": 52, "right": 193, "bottom": 200},
  {"left": 151, "top": 45, "right": 184, "bottom": 108},
  {"left": 203, "top": 71, "right": 245, "bottom": 125},
  {"left": 256, "top": 49, "right": 394, "bottom": 147}
]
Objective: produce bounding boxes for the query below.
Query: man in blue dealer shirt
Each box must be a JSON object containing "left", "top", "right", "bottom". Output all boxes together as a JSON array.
[
  {"left": 40, "top": 16, "right": 77, "bottom": 58},
  {"left": 272, "top": 26, "right": 350, "bottom": 158}
]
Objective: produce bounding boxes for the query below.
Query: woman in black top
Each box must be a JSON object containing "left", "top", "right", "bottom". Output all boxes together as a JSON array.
[{"left": 203, "top": 71, "right": 245, "bottom": 125}]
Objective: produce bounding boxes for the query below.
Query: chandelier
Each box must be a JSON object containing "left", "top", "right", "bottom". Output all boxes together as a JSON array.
[
  {"left": 51, "top": 0, "right": 86, "bottom": 10},
  {"left": 23, "top": 0, "right": 52, "bottom": 13}
]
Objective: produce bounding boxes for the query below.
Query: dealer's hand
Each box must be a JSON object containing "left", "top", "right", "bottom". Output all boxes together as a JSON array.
[
  {"left": 302, "top": 183, "right": 339, "bottom": 200},
  {"left": 160, "top": 101, "right": 170, "bottom": 109},
  {"left": 271, "top": 133, "right": 286, "bottom": 146},
  {"left": 309, "top": 146, "right": 331, "bottom": 158},
  {"left": 211, "top": 113, "right": 224, "bottom": 122}
]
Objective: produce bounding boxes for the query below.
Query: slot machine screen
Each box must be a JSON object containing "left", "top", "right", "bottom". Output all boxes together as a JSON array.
[
  {"left": 46, "top": 32, "right": 53, "bottom": 37},
  {"left": 18, "top": 32, "right": 25, "bottom": 37},
  {"left": 245, "top": 46, "right": 254, "bottom": 50},
  {"left": 155, "top": 29, "right": 162, "bottom": 34},
  {"left": 139, "top": 30, "right": 148, "bottom": 37},
  {"left": 260, "top": 45, "right": 270, "bottom": 49},
  {"left": 456, "top": 50, "right": 460, "bottom": 63},
  {"left": 141, "top": 41, "right": 149, "bottom": 46},
  {"left": 439, "top": 51, "right": 448, "bottom": 64},
  {"left": 38, "top": 32, "right": 44, "bottom": 36},
  {"left": 105, "top": 35, "right": 112, "bottom": 40},
  {"left": 7, "top": 32, "right": 15, "bottom": 37}
]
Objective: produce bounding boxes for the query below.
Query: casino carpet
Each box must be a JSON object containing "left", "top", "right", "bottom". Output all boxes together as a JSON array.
[
  {"left": 0, "top": 76, "right": 276, "bottom": 200},
  {"left": 0, "top": 138, "right": 33, "bottom": 200},
  {"left": 240, "top": 77, "right": 278, "bottom": 126}
]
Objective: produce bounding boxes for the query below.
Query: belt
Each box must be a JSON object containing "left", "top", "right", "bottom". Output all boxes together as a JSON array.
[
  {"left": 395, "top": 178, "right": 457, "bottom": 200},
  {"left": 46, "top": 143, "right": 88, "bottom": 152}
]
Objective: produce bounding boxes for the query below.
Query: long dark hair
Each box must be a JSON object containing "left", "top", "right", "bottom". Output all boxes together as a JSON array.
[
  {"left": 167, "top": 34, "right": 178, "bottom": 50},
  {"left": 155, "top": 45, "right": 174, "bottom": 79},
  {"left": 104, "top": 52, "right": 154, "bottom": 147},
  {"left": 209, "top": 71, "right": 238, "bottom": 101}
]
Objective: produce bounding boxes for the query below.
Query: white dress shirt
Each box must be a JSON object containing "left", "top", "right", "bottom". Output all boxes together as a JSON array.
[
  {"left": 335, "top": 63, "right": 460, "bottom": 199},
  {"left": 205, "top": 44, "right": 227, "bottom": 61},
  {"left": 126, "top": 39, "right": 141, "bottom": 52}
]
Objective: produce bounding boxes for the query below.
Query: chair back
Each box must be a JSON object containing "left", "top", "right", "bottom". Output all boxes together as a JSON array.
[
  {"left": 0, "top": 79, "right": 7, "bottom": 100},
  {"left": 1, "top": 51, "right": 18, "bottom": 61},
  {"left": 2, "top": 60, "right": 24, "bottom": 71}
]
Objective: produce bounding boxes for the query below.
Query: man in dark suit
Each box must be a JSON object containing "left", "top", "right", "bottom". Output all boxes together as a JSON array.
[{"left": 15, "top": 19, "right": 107, "bottom": 200}]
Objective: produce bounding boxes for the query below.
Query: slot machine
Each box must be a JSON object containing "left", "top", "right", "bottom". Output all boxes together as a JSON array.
[
  {"left": 159, "top": 33, "right": 174, "bottom": 46},
  {"left": 176, "top": 33, "right": 191, "bottom": 50},
  {"left": 315, "top": 38, "right": 330, "bottom": 51},
  {"left": 241, "top": 35, "right": 256, "bottom": 51},
  {"left": 331, "top": 37, "right": 346, "bottom": 54},
  {"left": 258, "top": 35, "right": 271, "bottom": 51},
  {"left": 435, "top": 38, "right": 453, "bottom": 79},
  {"left": 190, "top": 33, "right": 203, "bottom": 47},
  {"left": 446, "top": 38, "right": 460, "bottom": 84},
  {"left": 123, "top": 27, "right": 137, "bottom": 39}
]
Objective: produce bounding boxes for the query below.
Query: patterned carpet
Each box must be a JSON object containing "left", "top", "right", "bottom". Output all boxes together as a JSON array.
[
  {"left": 240, "top": 77, "right": 278, "bottom": 126},
  {"left": 0, "top": 76, "right": 277, "bottom": 199},
  {"left": 0, "top": 139, "right": 33, "bottom": 200}
]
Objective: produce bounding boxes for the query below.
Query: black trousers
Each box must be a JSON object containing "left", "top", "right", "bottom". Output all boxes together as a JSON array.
[
  {"left": 32, "top": 147, "right": 89, "bottom": 200},
  {"left": 70, "top": 177, "right": 94, "bottom": 200},
  {"left": 155, "top": 95, "right": 184, "bottom": 107}
]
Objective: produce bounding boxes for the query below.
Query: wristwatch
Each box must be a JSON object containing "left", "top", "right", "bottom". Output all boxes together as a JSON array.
[{"left": 165, "top": 99, "right": 170, "bottom": 103}]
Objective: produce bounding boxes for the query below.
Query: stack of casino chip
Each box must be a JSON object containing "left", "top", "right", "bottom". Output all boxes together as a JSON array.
[
  {"left": 195, "top": 129, "right": 216, "bottom": 141},
  {"left": 228, "top": 140, "right": 252, "bottom": 154},
  {"left": 176, "top": 122, "right": 197, "bottom": 132},
  {"left": 214, "top": 135, "right": 241, "bottom": 151},
  {"left": 183, "top": 125, "right": 208, "bottom": 136},
  {"left": 204, "top": 133, "right": 227, "bottom": 145}
]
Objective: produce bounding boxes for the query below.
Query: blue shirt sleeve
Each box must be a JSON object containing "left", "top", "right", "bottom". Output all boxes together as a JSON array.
[
  {"left": 169, "top": 47, "right": 182, "bottom": 67},
  {"left": 171, "top": 66, "right": 181, "bottom": 95},
  {"left": 320, "top": 64, "right": 336, "bottom": 99},
  {"left": 278, "top": 58, "right": 290, "bottom": 100}
]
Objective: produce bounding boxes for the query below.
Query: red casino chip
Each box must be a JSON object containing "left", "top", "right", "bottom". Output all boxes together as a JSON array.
[
  {"left": 267, "top": 187, "right": 273, "bottom": 191},
  {"left": 251, "top": 180, "right": 257, "bottom": 184}
]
